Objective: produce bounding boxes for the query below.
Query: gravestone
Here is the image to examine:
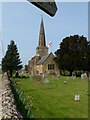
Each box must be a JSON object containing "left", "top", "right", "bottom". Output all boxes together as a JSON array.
[
  {"left": 74, "top": 95, "right": 80, "bottom": 101},
  {"left": 89, "top": 73, "right": 90, "bottom": 80},
  {"left": 34, "top": 75, "right": 41, "bottom": 83},
  {"left": 44, "top": 78, "right": 49, "bottom": 84},
  {"left": 81, "top": 73, "right": 88, "bottom": 80},
  {"left": 57, "top": 74, "right": 60, "bottom": 78},
  {"left": 64, "top": 80, "right": 67, "bottom": 84},
  {"left": 55, "top": 74, "right": 59, "bottom": 80},
  {"left": 42, "top": 73, "right": 45, "bottom": 78},
  {"left": 81, "top": 74, "right": 84, "bottom": 80},
  {"left": 56, "top": 74, "right": 60, "bottom": 80},
  {"left": 75, "top": 95, "right": 78, "bottom": 101},
  {"left": 72, "top": 72, "right": 76, "bottom": 79},
  {"left": 83, "top": 73, "right": 88, "bottom": 80},
  {"left": 72, "top": 73, "right": 76, "bottom": 79},
  {"left": 66, "top": 76, "right": 69, "bottom": 80},
  {"left": 73, "top": 76, "right": 76, "bottom": 79},
  {"left": 77, "top": 95, "right": 80, "bottom": 101}
]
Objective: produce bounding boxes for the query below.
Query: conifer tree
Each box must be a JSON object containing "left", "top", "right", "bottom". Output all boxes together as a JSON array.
[{"left": 2, "top": 40, "right": 22, "bottom": 77}]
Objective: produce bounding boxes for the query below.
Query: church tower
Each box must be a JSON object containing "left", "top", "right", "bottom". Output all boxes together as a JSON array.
[{"left": 36, "top": 17, "right": 48, "bottom": 58}]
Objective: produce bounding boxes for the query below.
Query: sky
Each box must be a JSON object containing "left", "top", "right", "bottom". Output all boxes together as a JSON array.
[
  {"left": 88, "top": 1, "right": 90, "bottom": 40},
  {"left": 0, "top": 1, "right": 88, "bottom": 66},
  {"left": 0, "top": 2, "right": 2, "bottom": 65}
]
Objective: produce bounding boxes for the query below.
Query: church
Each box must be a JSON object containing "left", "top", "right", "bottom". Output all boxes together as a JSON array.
[{"left": 28, "top": 18, "right": 59, "bottom": 75}]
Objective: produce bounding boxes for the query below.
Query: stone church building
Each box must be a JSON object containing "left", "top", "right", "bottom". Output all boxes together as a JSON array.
[{"left": 28, "top": 18, "right": 59, "bottom": 75}]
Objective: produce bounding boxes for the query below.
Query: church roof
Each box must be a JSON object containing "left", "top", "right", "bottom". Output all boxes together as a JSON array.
[{"left": 37, "top": 52, "right": 53, "bottom": 65}]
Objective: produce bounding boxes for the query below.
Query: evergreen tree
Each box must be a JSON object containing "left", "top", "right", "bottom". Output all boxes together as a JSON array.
[
  {"left": 54, "top": 35, "right": 89, "bottom": 76},
  {"left": 2, "top": 40, "right": 22, "bottom": 77}
]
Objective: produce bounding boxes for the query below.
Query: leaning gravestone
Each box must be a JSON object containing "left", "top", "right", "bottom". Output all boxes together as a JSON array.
[{"left": 34, "top": 75, "right": 41, "bottom": 83}]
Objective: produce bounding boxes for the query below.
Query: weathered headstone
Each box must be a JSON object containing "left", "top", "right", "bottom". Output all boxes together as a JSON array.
[
  {"left": 42, "top": 73, "right": 45, "bottom": 78},
  {"left": 57, "top": 74, "right": 60, "bottom": 78},
  {"left": 83, "top": 73, "right": 88, "bottom": 80},
  {"left": 44, "top": 78, "right": 49, "bottom": 84},
  {"left": 72, "top": 73, "right": 76, "bottom": 79},
  {"left": 66, "top": 76, "right": 69, "bottom": 80},
  {"left": 75, "top": 95, "right": 78, "bottom": 101},
  {"left": 74, "top": 95, "right": 80, "bottom": 101},
  {"left": 81, "top": 74, "right": 84, "bottom": 80},
  {"left": 81, "top": 73, "right": 88, "bottom": 80},
  {"left": 64, "top": 80, "right": 67, "bottom": 84},
  {"left": 34, "top": 75, "right": 41, "bottom": 83},
  {"left": 73, "top": 76, "right": 76, "bottom": 79},
  {"left": 56, "top": 74, "right": 60, "bottom": 80},
  {"left": 77, "top": 95, "right": 80, "bottom": 101}
]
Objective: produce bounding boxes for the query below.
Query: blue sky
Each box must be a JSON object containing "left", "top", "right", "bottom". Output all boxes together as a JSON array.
[
  {"left": 0, "top": 2, "right": 2, "bottom": 64},
  {"left": 88, "top": 1, "right": 90, "bottom": 39},
  {"left": 1, "top": 2, "right": 88, "bottom": 66}
]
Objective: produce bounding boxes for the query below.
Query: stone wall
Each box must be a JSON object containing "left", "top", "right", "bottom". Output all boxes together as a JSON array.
[{"left": 1, "top": 74, "right": 23, "bottom": 120}]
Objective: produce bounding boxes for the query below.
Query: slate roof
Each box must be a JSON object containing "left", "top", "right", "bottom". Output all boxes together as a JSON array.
[{"left": 37, "top": 53, "right": 52, "bottom": 65}]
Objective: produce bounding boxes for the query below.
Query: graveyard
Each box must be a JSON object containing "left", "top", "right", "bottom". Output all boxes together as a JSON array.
[{"left": 12, "top": 75, "right": 88, "bottom": 118}]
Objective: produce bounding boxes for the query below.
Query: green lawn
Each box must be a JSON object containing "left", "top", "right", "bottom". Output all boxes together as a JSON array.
[{"left": 13, "top": 76, "right": 88, "bottom": 118}]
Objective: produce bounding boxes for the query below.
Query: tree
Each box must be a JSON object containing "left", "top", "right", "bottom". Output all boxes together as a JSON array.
[
  {"left": 54, "top": 35, "right": 89, "bottom": 76},
  {"left": 2, "top": 40, "right": 22, "bottom": 77},
  {"left": 87, "top": 41, "right": 90, "bottom": 72}
]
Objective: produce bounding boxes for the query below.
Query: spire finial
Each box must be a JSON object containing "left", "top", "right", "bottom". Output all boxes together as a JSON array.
[
  {"left": 41, "top": 15, "right": 43, "bottom": 19},
  {"left": 41, "top": 15, "right": 43, "bottom": 23},
  {"left": 41, "top": 15, "right": 44, "bottom": 27}
]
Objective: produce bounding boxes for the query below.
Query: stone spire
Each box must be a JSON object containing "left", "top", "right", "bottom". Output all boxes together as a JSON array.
[
  {"left": 38, "top": 16, "right": 46, "bottom": 47},
  {"left": 36, "top": 17, "right": 48, "bottom": 57}
]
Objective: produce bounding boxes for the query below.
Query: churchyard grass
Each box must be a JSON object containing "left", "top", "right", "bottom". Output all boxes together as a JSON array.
[{"left": 13, "top": 76, "right": 88, "bottom": 118}]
